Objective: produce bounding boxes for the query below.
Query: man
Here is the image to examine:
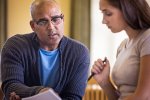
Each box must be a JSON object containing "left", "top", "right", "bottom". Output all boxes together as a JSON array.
[{"left": 0, "top": 0, "right": 90, "bottom": 99}]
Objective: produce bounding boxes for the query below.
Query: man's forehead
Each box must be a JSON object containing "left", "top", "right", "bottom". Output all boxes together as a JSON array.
[
  {"left": 32, "top": 0, "right": 59, "bottom": 9},
  {"left": 31, "top": 0, "right": 61, "bottom": 18}
]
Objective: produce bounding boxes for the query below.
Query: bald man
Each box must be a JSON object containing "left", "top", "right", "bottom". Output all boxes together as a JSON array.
[{"left": 1, "top": 0, "right": 90, "bottom": 99}]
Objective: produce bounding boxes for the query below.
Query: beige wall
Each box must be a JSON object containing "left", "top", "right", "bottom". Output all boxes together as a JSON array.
[{"left": 7, "top": 0, "right": 71, "bottom": 38}]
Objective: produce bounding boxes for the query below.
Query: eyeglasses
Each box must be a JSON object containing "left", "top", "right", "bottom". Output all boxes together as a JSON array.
[{"left": 33, "top": 14, "right": 64, "bottom": 26}]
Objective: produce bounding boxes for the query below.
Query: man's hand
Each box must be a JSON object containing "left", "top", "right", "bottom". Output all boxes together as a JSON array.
[
  {"left": 39, "top": 88, "right": 59, "bottom": 96},
  {"left": 9, "top": 92, "right": 21, "bottom": 100},
  {"left": 38, "top": 88, "right": 50, "bottom": 93}
]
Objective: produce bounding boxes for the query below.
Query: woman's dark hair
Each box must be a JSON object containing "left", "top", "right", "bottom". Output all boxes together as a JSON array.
[{"left": 107, "top": 0, "right": 150, "bottom": 29}]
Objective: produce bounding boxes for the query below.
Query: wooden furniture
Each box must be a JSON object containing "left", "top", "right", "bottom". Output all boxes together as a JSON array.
[{"left": 83, "top": 77, "right": 108, "bottom": 100}]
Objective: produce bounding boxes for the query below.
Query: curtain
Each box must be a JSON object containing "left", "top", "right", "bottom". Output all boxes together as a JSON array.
[
  {"left": 0, "top": 0, "right": 7, "bottom": 81},
  {"left": 0, "top": 0, "right": 7, "bottom": 49},
  {"left": 70, "top": 0, "right": 91, "bottom": 49}
]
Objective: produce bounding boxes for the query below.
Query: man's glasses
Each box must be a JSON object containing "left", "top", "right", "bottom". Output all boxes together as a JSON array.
[{"left": 33, "top": 14, "right": 64, "bottom": 27}]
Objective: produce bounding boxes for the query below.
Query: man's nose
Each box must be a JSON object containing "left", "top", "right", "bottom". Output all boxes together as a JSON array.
[{"left": 47, "top": 21, "right": 55, "bottom": 29}]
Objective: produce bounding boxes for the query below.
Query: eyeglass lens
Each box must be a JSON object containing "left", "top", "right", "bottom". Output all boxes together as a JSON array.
[{"left": 35, "top": 14, "right": 64, "bottom": 26}]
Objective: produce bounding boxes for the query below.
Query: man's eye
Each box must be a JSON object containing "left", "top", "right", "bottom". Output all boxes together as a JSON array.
[
  {"left": 36, "top": 20, "right": 49, "bottom": 26},
  {"left": 38, "top": 21, "right": 48, "bottom": 25},
  {"left": 52, "top": 17, "right": 61, "bottom": 23}
]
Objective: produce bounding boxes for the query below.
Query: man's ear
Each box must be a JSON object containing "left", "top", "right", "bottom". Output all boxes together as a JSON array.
[
  {"left": 30, "top": 20, "right": 36, "bottom": 31},
  {"left": 63, "top": 15, "right": 64, "bottom": 21}
]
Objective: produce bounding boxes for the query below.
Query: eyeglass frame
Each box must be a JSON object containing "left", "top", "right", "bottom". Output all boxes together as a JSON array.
[{"left": 33, "top": 14, "right": 64, "bottom": 27}]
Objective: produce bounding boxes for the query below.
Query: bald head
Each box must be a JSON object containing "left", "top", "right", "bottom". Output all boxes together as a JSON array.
[{"left": 30, "top": 0, "right": 61, "bottom": 19}]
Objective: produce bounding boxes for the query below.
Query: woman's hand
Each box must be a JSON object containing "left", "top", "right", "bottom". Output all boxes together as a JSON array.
[{"left": 91, "top": 58, "right": 110, "bottom": 86}]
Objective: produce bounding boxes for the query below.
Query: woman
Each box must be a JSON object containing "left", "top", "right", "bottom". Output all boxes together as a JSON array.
[{"left": 91, "top": 0, "right": 150, "bottom": 100}]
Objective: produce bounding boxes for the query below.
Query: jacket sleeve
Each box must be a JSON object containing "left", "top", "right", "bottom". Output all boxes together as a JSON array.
[{"left": 1, "top": 36, "right": 45, "bottom": 99}]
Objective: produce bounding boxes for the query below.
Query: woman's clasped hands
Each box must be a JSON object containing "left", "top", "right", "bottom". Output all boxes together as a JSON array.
[{"left": 91, "top": 57, "right": 111, "bottom": 86}]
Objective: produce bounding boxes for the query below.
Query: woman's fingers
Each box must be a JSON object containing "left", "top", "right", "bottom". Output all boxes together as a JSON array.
[{"left": 92, "top": 59, "right": 105, "bottom": 74}]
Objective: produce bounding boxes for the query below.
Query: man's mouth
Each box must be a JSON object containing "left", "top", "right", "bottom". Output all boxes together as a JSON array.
[
  {"left": 48, "top": 32, "right": 56, "bottom": 36},
  {"left": 47, "top": 33, "right": 58, "bottom": 38}
]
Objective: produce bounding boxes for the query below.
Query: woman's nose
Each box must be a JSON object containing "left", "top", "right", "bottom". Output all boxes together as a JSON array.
[{"left": 102, "top": 17, "right": 108, "bottom": 24}]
